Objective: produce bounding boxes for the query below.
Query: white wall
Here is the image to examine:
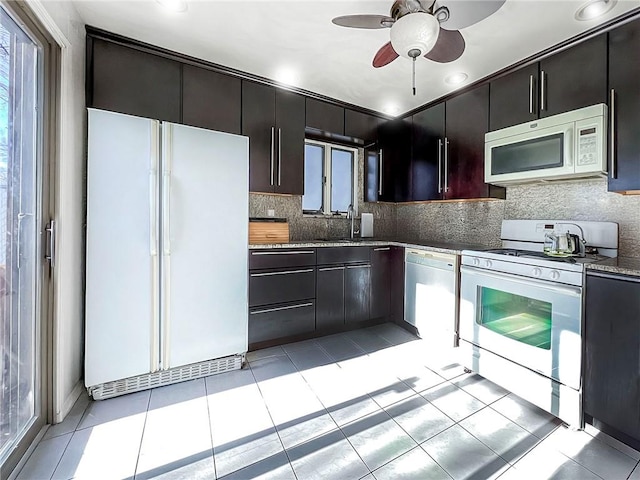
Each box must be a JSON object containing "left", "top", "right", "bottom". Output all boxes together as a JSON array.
[{"left": 29, "top": 0, "right": 86, "bottom": 422}]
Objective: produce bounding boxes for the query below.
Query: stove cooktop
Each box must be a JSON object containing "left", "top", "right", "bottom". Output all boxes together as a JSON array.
[{"left": 482, "top": 248, "right": 610, "bottom": 265}]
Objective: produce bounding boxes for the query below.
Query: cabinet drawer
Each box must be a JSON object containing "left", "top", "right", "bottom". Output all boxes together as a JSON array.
[
  {"left": 249, "top": 301, "right": 316, "bottom": 344},
  {"left": 317, "top": 246, "right": 370, "bottom": 265},
  {"left": 249, "top": 268, "right": 315, "bottom": 307},
  {"left": 249, "top": 249, "right": 316, "bottom": 270}
]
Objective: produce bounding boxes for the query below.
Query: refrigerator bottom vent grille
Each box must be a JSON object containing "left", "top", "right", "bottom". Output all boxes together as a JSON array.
[{"left": 89, "top": 354, "right": 244, "bottom": 400}]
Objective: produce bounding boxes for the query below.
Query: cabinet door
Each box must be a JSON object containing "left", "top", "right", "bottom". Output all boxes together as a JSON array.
[
  {"left": 445, "top": 84, "right": 496, "bottom": 199},
  {"left": 378, "top": 118, "right": 412, "bottom": 202},
  {"left": 364, "top": 145, "right": 381, "bottom": 203},
  {"left": 411, "top": 103, "right": 445, "bottom": 201},
  {"left": 370, "top": 248, "right": 391, "bottom": 320},
  {"left": 242, "top": 81, "right": 276, "bottom": 193},
  {"left": 540, "top": 34, "right": 607, "bottom": 118},
  {"left": 584, "top": 273, "right": 640, "bottom": 441},
  {"left": 90, "top": 38, "right": 181, "bottom": 122},
  {"left": 182, "top": 65, "right": 241, "bottom": 134},
  {"left": 489, "top": 64, "right": 539, "bottom": 131},
  {"left": 249, "top": 301, "right": 316, "bottom": 345},
  {"left": 390, "top": 247, "right": 405, "bottom": 324},
  {"left": 316, "top": 266, "right": 345, "bottom": 330},
  {"left": 345, "top": 109, "right": 381, "bottom": 144},
  {"left": 276, "top": 90, "right": 305, "bottom": 195},
  {"left": 608, "top": 18, "right": 640, "bottom": 193},
  {"left": 306, "top": 98, "right": 344, "bottom": 135},
  {"left": 345, "top": 264, "right": 371, "bottom": 323}
]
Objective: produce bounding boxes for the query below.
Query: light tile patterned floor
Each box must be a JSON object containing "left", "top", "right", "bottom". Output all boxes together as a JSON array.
[{"left": 16, "top": 323, "right": 640, "bottom": 480}]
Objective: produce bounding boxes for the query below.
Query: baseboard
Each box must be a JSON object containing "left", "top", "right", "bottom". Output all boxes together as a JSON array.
[{"left": 54, "top": 380, "right": 84, "bottom": 424}]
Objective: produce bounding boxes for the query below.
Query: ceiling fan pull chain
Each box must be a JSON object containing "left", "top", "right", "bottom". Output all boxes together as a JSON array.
[{"left": 412, "top": 55, "right": 417, "bottom": 96}]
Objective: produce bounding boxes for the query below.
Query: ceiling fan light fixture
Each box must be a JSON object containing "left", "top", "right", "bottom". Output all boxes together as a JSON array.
[
  {"left": 445, "top": 72, "right": 468, "bottom": 85},
  {"left": 390, "top": 12, "right": 440, "bottom": 59},
  {"left": 575, "top": 0, "right": 616, "bottom": 20}
]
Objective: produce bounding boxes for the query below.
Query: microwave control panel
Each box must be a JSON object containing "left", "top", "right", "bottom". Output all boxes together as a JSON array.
[{"left": 577, "top": 126, "right": 598, "bottom": 166}]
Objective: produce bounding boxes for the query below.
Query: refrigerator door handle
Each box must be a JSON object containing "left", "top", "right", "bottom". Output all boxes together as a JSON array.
[
  {"left": 162, "top": 125, "right": 172, "bottom": 256},
  {"left": 150, "top": 120, "right": 160, "bottom": 372},
  {"left": 150, "top": 122, "right": 160, "bottom": 257}
]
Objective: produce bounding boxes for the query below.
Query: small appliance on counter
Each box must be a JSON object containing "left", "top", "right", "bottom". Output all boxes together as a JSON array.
[
  {"left": 360, "top": 213, "right": 374, "bottom": 238},
  {"left": 249, "top": 217, "right": 289, "bottom": 244}
]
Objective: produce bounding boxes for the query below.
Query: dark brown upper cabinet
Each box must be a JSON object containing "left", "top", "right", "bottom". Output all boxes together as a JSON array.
[
  {"left": 305, "top": 98, "right": 344, "bottom": 135},
  {"left": 89, "top": 38, "right": 181, "bottom": 122},
  {"left": 608, "top": 17, "right": 640, "bottom": 194},
  {"left": 445, "top": 84, "right": 504, "bottom": 200},
  {"left": 377, "top": 118, "right": 412, "bottom": 202},
  {"left": 242, "top": 81, "right": 305, "bottom": 195},
  {"left": 411, "top": 103, "right": 445, "bottom": 201},
  {"left": 344, "top": 109, "right": 382, "bottom": 144},
  {"left": 182, "top": 65, "right": 241, "bottom": 134},
  {"left": 489, "top": 34, "right": 607, "bottom": 131}
]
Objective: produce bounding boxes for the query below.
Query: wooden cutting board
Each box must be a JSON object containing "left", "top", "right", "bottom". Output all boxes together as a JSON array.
[{"left": 249, "top": 218, "right": 289, "bottom": 244}]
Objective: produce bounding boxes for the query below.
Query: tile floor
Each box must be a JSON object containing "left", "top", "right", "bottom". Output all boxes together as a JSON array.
[{"left": 16, "top": 323, "right": 640, "bottom": 480}]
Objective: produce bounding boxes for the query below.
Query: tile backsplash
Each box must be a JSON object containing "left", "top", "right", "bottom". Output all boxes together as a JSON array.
[{"left": 249, "top": 158, "right": 640, "bottom": 258}]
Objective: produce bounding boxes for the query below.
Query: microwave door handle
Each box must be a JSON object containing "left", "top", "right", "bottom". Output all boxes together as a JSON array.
[{"left": 564, "top": 127, "right": 573, "bottom": 168}]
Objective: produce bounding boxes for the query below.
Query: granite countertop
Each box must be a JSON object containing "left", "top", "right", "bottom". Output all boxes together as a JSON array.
[
  {"left": 586, "top": 256, "right": 640, "bottom": 278},
  {"left": 248, "top": 238, "right": 489, "bottom": 255}
]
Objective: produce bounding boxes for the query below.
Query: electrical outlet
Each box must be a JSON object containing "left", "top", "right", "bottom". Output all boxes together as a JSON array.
[{"left": 267, "top": 209, "right": 275, "bottom": 217}]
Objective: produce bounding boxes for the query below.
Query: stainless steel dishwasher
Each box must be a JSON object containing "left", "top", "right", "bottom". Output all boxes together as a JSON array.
[{"left": 404, "top": 248, "right": 458, "bottom": 347}]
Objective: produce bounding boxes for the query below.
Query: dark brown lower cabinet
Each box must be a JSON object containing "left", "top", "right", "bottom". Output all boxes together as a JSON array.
[
  {"left": 316, "top": 265, "right": 346, "bottom": 330},
  {"left": 584, "top": 271, "right": 640, "bottom": 448},
  {"left": 370, "top": 247, "right": 391, "bottom": 320},
  {"left": 345, "top": 264, "right": 371, "bottom": 323},
  {"left": 249, "top": 301, "right": 316, "bottom": 344}
]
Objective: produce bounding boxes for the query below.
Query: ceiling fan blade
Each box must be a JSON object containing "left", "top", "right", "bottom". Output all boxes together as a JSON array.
[
  {"left": 373, "top": 42, "right": 399, "bottom": 68},
  {"left": 435, "top": 0, "right": 506, "bottom": 30},
  {"left": 424, "top": 28, "right": 465, "bottom": 63},
  {"left": 332, "top": 14, "right": 394, "bottom": 29}
]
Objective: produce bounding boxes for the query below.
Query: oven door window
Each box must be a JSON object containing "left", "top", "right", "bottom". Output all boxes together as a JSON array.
[
  {"left": 491, "top": 133, "right": 564, "bottom": 175},
  {"left": 477, "top": 287, "right": 552, "bottom": 350}
]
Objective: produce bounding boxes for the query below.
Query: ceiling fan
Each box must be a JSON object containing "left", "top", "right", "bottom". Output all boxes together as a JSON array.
[{"left": 332, "top": 0, "right": 506, "bottom": 94}]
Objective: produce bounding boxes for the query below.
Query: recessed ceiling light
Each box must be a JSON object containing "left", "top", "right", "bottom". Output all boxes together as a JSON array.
[
  {"left": 575, "top": 0, "right": 616, "bottom": 21},
  {"left": 383, "top": 104, "right": 400, "bottom": 116},
  {"left": 157, "top": 0, "right": 187, "bottom": 13},
  {"left": 274, "top": 67, "right": 298, "bottom": 86},
  {"left": 445, "top": 72, "right": 468, "bottom": 86}
]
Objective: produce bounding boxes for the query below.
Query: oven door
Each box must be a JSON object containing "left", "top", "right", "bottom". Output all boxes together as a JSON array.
[{"left": 459, "top": 265, "right": 582, "bottom": 390}]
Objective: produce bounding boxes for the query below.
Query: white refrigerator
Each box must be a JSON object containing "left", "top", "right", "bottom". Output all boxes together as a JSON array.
[{"left": 85, "top": 108, "right": 249, "bottom": 399}]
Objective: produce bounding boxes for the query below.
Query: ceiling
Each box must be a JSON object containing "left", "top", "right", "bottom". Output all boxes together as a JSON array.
[{"left": 70, "top": 0, "right": 640, "bottom": 116}]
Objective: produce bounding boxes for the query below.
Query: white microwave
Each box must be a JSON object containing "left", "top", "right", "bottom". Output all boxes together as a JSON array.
[{"left": 485, "top": 104, "right": 607, "bottom": 186}]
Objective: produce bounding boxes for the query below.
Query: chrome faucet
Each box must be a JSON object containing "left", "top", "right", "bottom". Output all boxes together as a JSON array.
[{"left": 346, "top": 204, "right": 358, "bottom": 239}]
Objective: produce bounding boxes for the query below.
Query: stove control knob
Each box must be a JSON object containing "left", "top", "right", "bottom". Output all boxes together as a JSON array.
[
  {"left": 533, "top": 267, "right": 542, "bottom": 277},
  {"left": 472, "top": 258, "right": 480, "bottom": 267},
  {"left": 484, "top": 260, "right": 493, "bottom": 268},
  {"left": 550, "top": 270, "right": 561, "bottom": 280}
]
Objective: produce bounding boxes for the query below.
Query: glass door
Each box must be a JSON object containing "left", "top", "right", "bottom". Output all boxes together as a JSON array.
[{"left": 0, "top": 5, "right": 43, "bottom": 469}]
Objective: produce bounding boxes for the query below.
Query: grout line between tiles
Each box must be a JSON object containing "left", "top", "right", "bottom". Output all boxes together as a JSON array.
[
  {"left": 203, "top": 377, "right": 218, "bottom": 480},
  {"left": 131, "top": 390, "right": 153, "bottom": 480}
]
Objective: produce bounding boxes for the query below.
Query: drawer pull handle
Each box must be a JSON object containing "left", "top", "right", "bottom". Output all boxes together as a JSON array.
[
  {"left": 250, "top": 269, "right": 314, "bottom": 277},
  {"left": 251, "top": 251, "right": 314, "bottom": 256},
  {"left": 346, "top": 264, "right": 371, "bottom": 269},
  {"left": 373, "top": 247, "right": 390, "bottom": 251},
  {"left": 318, "top": 266, "right": 346, "bottom": 272},
  {"left": 251, "top": 302, "right": 314, "bottom": 315}
]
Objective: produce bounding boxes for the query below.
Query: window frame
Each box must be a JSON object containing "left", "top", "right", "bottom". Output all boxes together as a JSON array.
[{"left": 303, "top": 139, "right": 358, "bottom": 217}]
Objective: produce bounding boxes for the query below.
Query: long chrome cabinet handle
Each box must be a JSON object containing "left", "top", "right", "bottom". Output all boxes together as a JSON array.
[
  {"left": 346, "top": 264, "right": 371, "bottom": 269},
  {"left": 438, "top": 138, "right": 443, "bottom": 194},
  {"left": 529, "top": 75, "right": 534, "bottom": 114},
  {"left": 318, "top": 266, "right": 346, "bottom": 272},
  {"left": 540, "top": 70, "right": 546, "bottom": 112},
  {"left": 278, "top": 128, "right": 282, "bottom": 186},
  {"left": 270, "top": 126, "right": 275, "bottom": 186},
  {"left": 251, "top": 250, "right": 315, "bottom": 255},
  {"left": 378, "top": 149, "right": 383, "bottom": 196},
  {"left": 373, "top": 247, "right": 391, "bottom": 251},
  {"left": 250, "top": 268, "right": 314, "bottom": 277},
  {"left": 444, "top": 137, "right": 449, "bottom": 193},
  {"left": 610, "top": 88, "right": 616, "bottom": 179},
  {"left": 251, "top": 302, "right": 314, "bottom": 315},
  {"left": 45, "top": 220, "right": 55, "bottom": 268}
]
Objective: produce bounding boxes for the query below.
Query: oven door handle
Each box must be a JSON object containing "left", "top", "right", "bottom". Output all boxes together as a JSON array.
[{"left": 461, "top": 265, "right": 582, "bottom": 296}]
